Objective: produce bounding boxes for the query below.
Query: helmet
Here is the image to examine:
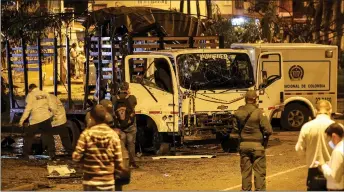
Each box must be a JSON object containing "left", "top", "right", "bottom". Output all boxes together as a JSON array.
[{"left": 245, "top": 90, "right": 257, "bottom": 100}]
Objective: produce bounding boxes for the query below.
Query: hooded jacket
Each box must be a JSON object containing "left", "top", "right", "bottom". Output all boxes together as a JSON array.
[
  {"left": 49, "top": 94, "right": 67, "bottom": 127},
  {"left": 72, "top": 123, "right": 124, "bottom": 186}
]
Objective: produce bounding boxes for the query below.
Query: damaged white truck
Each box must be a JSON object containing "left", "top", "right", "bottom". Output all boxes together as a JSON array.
[
  {"left": 128, "top": 43, "right": 338, "bottom": 153},
  {"left": 128, "top": 49, "right": 285, "bottom": 153}
]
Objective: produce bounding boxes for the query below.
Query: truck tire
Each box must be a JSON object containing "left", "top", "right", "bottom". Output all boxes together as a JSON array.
[
  {"left": 281, "top": 103, "right": 311, "bottom": 131},
  {"left": 136, "top": 126, "right": 170, "bottom": 155},
  {"left": 217, "top": 133, "right": 239, "bottom": 152},
  {"left": 66, "top": 120, "right": 81, "bottom": 148}
]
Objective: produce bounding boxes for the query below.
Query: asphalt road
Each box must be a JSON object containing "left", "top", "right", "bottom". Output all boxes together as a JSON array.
[{"left": 1, "top": 130, "right": 313, "bottom": 191}]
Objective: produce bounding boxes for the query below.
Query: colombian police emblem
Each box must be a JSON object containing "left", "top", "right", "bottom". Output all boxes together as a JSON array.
[{"left": 288, "top": 65, "right": 304, "bottom": 81}]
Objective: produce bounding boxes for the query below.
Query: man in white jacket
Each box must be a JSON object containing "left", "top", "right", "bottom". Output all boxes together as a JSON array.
[
  {"left": 318, "top": 123, "right": 344, "bottom": 191},
  {"left": 49, "top": 94, "right": 73, "bottom": 156},
  {"left": 295, "top": 100, "right": 334, "bottom": 191},
  {"left": 19, "top": 84, "right": 55, "bottom": 158}
]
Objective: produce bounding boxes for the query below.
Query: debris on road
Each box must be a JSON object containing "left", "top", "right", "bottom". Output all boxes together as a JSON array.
[
  {"left": 152, "top": 155, "right": 216, "bottom": 160},
  {"left": 4, "top": 182, "right": 53, "bottom": 191},
  {"left": 47, "top": 165, "right": 77, "bottom": 178}
]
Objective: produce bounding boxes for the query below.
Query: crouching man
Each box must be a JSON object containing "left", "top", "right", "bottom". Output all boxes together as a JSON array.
[
  {"left": 19, "top": 84, "right": 55, "bottom": 159},
  {"left": 73, "top": 105, "right": 126, "bottom": 191},
  {"left": 49, "top": 94, "right": 73, "bottom": 156}
]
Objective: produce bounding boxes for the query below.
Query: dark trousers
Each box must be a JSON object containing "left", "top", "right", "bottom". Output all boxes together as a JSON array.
[
  {"left": 24, "top": 119, "right": 54, "bottom": 156},
  {"left": 120, "top": 124, "right": 137, "bottom": 164},
  {"left": 83, "top": 184, "right": 114, "bottom": 191},
  {"left": 240, "top": 148, "right": 266, "bottom": 191},
  {"left": 52, "top": 123, "right": 73, "bottom": 155},
  {"left": 307, "top": 168, "right": 327, "bottom": 191}
]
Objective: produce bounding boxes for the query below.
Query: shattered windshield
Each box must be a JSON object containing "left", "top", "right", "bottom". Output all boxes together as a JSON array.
[{"left": 177, "top": 53, "right": 255, "bottom": 90}]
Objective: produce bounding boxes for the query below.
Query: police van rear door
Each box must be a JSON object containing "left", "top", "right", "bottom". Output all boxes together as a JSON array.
[{"left": 256, "top": 52, "right": 284, "bottom": 118}]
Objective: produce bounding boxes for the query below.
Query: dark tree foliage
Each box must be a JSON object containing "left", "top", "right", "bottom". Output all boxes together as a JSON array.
[
  {"left": 204, "top": 15, "right": 261, "bottom": 48},
  {"left": 1, "top": 0, "right": 69, "bottom": 43}
]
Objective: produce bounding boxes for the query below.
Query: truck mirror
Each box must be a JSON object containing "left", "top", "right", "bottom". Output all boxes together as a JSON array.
[{"left": 325, "top": 50, "right": 333, "bottom": 58}]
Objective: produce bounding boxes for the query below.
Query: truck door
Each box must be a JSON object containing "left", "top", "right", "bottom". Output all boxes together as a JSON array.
[
  {"left": 124, "top": 55, "right": 178, "bottom": 133},
  {"left": 256, "top": 52, "right": 284, "bottom": 118}
]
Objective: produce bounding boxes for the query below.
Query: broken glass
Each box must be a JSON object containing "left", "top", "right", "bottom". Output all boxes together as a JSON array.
[{"left": 176, "top": 53, "right": 255, "bottom": 90}]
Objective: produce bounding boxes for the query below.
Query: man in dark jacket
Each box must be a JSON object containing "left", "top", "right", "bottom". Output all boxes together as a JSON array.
[
  {"left": 112, "top": 82, "right": 138, "bottom": 169},
  {"left": 100, "top": 99, "right": 131, "bottom": 191},
  {"left": 234, "top": 90, "right": 273, "bottom": 191}
]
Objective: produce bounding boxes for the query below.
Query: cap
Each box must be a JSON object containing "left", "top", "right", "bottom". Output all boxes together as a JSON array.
[
  {"left": 120, "top": 82, "right": 129, "bottom": 91},
  {"left": 245, "top": 90, "right": 257, "bottom": 99}
]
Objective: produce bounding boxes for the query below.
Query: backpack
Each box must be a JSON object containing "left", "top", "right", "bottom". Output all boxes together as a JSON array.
[{"left": 113, "top": 94, "right": 135, "bottom": 129}]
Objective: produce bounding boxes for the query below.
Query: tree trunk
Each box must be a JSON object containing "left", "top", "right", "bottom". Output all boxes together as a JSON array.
[
  {"left": 323, "top": 0, "right": 334, "bottom": 44},
  {"left": 312, "top": 0, "right": 323, "bottom": 43},
  {"left": 334, "top": 0, "right": 343, "bottom": 69},
  {"left": 187, "top": 0, "right": 191, "bottom": 15},
  {"left": 206, "top": 0, "right": 212, "bottom": 19},
  {"left": 196, "top": 0, "right": 200, "bottom": 19},
  {"left": 179, "top": 0, "right": 184, "bottom": 13},
  {"left": 333, "top": 0, "right": 342, "bottom": 48}
]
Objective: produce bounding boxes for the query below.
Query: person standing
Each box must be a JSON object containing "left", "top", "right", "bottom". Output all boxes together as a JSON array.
[
  {"left": 295, "top": 100, "right": 335, "bottom": 191},
  {"left": 112, "top": 82, "right": 139, "bottom": 169},
  {"left": 73, "top": 105, "right": 126, "bottom": 191},
  {"left": 49, "top": 94, "right": 73, "bottom": 156},
  {"left": 76, "top": 41, "right": 86, "bottom": 79},
  {"left": 70, "top": 43, "right": 77, "bottom": 79},
  {"left": 19, "top": 84, "right": 55, "bottom": 159},
  {"left": 317, "top": 123, "right": 344, "bottom": 191},
  {"left": 234, "top": 90, "right": 273, "bottom": 191},
  {"left": 100, "top": 99, "right": 131, "bottom": 191}
]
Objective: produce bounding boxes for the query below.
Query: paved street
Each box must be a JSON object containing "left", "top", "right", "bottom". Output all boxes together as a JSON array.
[
  {"left": 0, "top": 130, "right": 326, "bottom": 191},
  {"left": 1, "top": 102, "right": 343, "bottom": 191}
]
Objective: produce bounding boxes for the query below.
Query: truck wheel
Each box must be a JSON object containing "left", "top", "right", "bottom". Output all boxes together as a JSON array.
[
  {"left": 136, "top": 126, "right": 170, "bottom": 155},
  {"left": 281, "top": 103, "right": 311, "bottom": 131},
  {"left": 66, "top": 121, "right": 81, "bottom": 148},
  {"left": 216, "top": 133, "right": 239, "bottom": 152}
]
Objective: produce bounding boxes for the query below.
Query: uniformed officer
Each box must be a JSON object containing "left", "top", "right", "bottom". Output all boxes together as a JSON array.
[
  {"left": 19, "top": 84, "right": 55, "bottom": 159},
  {"left": 234, "top": 90, "right": 273, "bottom": 191}
]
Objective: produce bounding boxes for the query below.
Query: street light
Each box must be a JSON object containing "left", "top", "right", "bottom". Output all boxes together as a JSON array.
[{"left": 231, "top": 17, "right": 246, "bottom": 26}]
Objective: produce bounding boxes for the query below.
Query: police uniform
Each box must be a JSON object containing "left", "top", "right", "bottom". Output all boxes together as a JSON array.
[
  {"left": 19, "top": 88, "right": 55, "bottom": 157},
  {"left": 234, "top": 90, "right": 273, "bottom": 191}
]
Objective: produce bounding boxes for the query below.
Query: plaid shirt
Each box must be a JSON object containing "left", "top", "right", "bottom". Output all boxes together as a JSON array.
[{"left": 72, "top": 123, "right": 124, "bottom": 186}]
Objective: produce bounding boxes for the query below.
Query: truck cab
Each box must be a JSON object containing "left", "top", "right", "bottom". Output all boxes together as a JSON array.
[{"left": 125, "top": 49, "right": 284, "bottom": 152}]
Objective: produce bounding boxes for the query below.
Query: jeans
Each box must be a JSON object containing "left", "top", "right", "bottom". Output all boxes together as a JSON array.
[
  {"left": 120, "top": 124, "right": 137, "bottom": 164},
  {"left": 24, "top": 119, "right": 54, "bottom": 157},
  {"left": 51, "top": 123, "right": 73, "bottom": 154}
]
